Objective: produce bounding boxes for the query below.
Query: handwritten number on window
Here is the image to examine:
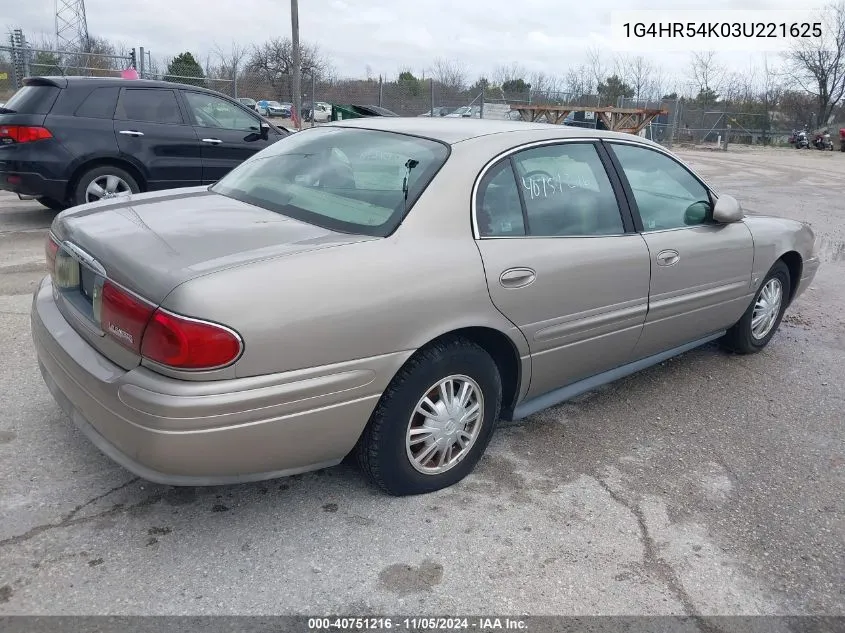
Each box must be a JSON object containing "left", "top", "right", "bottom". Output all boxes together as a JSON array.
[{"left": 521, "top": 173, "right": 588, "bottom": 200}]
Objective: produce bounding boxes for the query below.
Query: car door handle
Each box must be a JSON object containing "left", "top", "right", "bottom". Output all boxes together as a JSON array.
[
  {"left": 656, "top": 249, "right": 680, "bottom": 266},
  {"left": 118, "top": 130, "right": 144, "bottom": 137},
  {"left": 499, "top": 267, "right": 536, "bottom": 288},
  {"left": 201, "top": 138, "right": 223, "bottom": 144}
]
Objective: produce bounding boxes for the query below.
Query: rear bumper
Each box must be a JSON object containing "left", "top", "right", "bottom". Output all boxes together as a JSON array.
[
  {"left": 32, "top": 276, "right": 407, "bottom": 486},
  {"left": 0, "top": 169, "right": 67, "bottom": 200}
]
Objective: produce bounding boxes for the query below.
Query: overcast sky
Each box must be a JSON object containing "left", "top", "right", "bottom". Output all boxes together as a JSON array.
[{"left": 6, "top": 0, "right": 827, "bottom": 85}]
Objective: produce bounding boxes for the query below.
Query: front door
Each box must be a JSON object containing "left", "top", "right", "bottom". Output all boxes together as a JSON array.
[
  {"left": 606, "top": 141, "right": 755, "bottom": 360},
  {"left": 113, "top": 87, "right": 203, "bottom": 190},
  {"left": 181, "top": 91, "right": 281, "bottom": 183},
  {"left": 474, "top": 141, "right": 652, "bottom": 400}
]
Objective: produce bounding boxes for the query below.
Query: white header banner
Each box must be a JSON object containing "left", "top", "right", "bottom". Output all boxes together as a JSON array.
[{"left": 608, "top": 10, "right": 827, "bottom": 52}]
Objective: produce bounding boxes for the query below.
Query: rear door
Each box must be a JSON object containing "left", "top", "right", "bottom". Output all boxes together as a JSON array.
[
  {"left": 605, "top": 141, "right": 754, "bottom": 360},
  {"left": 113, "top": 87, "right": 203, "bottom": 189},
  {"left": 180, "top": 90, "right": 282, "bottom": 183},
  {"left": 474, "top": 140, "right": 652, "bottom": 400}
]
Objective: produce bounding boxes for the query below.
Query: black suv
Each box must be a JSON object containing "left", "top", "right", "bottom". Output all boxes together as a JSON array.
[{"left": 0, "top": 76, "right": 290, "bottom": 210}]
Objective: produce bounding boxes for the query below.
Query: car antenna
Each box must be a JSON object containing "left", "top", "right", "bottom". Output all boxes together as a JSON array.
[
  {"left": 402, "top": 158, "right": 419, "bottom": 207},
  {"left": 402, "top": 159, "right": 420, "bottom": 217}
]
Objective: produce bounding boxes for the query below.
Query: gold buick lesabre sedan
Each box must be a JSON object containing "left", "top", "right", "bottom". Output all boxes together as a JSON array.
[{"left": 32, "top": 118, "right": 819, "bottom": 496}]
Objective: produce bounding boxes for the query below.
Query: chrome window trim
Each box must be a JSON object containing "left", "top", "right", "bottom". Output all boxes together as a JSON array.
[
  {"left": 602, "top": 138, "right": 720, "bottom": 200},
  {"left": 603, "top": 139, "right": 723, "bottom": 235},
  {"left": 471, "top": 137, "right": 635, "bottom": 240}
]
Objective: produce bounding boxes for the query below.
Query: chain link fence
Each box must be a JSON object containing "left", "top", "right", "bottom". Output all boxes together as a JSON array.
[
  {"left": 0, "top": 31, "right": 804, "bottom": 148},
  {"left": 0, "top": 39, "right": 134, "bottom": 100}
]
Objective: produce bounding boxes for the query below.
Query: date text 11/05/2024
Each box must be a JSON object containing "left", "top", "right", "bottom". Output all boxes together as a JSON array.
[
  {"left": 621, "top": 22, "right": 822, "bottom": 38},
  {"left": 307, "top": 617, "right": 528, "bottom": 631}
]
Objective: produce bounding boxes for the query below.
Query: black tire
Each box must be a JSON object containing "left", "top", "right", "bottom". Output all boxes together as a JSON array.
[
  {"left": 356, "top": 337, "right": 502, "bottom": 496},
  {"left": 720, "top": 260, "right": 791, "bottom": 354},
  {"left": 73, "top": 165, "right": 140, "bottom": 206},
  {"left": 36, "top": 196, "right": 66, "bottom": 211}
]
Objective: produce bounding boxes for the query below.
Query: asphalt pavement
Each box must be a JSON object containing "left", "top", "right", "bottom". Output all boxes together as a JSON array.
[{"left": 0, "top": 146, "right": 842, "bottom": 616}]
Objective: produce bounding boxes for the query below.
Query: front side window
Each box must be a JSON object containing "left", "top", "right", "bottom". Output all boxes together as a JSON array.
[
  {"left": 185, "top": 92, "right": 260, "bottom": 131},
  {"left": 510, "top": 143, "right": 625, "bottom": 237},
  {"left": 211, "top": 127, "right": 449, "bottom": 237},
  {"left": 610, "top": 143, "right": 712, "bottom": 231},
  {"left": 115, "top": 89, "right": 183, "bottom": 125}
]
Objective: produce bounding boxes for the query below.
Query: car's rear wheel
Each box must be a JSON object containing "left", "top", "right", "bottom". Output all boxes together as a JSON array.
[
  {"left": 721, "top": 260, "right": 791, "bottom": 354},
  {"left": 36, "top": 196, "right": 66, "bottom": 211},
  {"left": 74, "top": 165, "right": 140, "bottom": 206},
  {"left": 356, "top": 337, "right": 502, "bottom": 496}
]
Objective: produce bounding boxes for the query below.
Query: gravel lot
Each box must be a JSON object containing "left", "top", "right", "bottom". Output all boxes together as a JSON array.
[{"left": 0, "top": 146, "right": 842, "bottom": 616}]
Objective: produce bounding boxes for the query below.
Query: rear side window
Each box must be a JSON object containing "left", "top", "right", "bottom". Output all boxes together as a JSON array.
[
  {"left": 115, "top": 89, "right": 183, "bottom": 125},
  {"left": 74, "top": 87, "right": 119, "bottom": 119},
  {"left": 2, "top": 85, "right": 61, "bottom": 115},
  {"left": 476, "top": 159, "right": 525, "bottom": 237},
  {"left": 511, "top": 143, "right": 625, "bottom": 237}
]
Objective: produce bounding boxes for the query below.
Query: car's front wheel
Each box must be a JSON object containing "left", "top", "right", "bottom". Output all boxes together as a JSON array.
[
  {"left": 721, "top": 260, "right": 791, "bottom": 354},
  {"left": 356, "top": 337, "right": 502, "bottom": 496},
  {"left": 74, "top": 165, "right": 140, "bottom": 206}
]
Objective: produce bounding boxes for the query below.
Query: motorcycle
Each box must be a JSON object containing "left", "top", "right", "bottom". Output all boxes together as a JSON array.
[
  {"left": 793, "top": 129, "right": 810, "bottom": 149},
  {"left": 812, "top": 130, "right": 834, "bottom": 150},
  {"left": 840, "top": 128, "right": 845, "bottom": 152}
]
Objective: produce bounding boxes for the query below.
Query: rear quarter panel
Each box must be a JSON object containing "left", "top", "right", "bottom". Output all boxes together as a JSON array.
[{"left": 159, "top": 141, "right": 532, "bottom": 384}]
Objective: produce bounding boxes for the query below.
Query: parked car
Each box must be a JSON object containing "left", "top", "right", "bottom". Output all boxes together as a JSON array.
[
  {"left": 237, "top": 97, "right": 259, "bottom": 111},
  {"left": 32, "top": 118, "right": 819, "bottom": 496},
  {"left": 0, "top": 76, "right": 290, "bottom": 210},
  {"left": 446, "top": 106, "right": 480, "bottom": 118},
  {"left": 257, "top": 100, "right": 287, "bottom": 117},
  {"left": 418, "top": 106, "right": 453, "bottom": 117},
  {"left": 303, "top": 101, "right": 331, "bottom": 123}
]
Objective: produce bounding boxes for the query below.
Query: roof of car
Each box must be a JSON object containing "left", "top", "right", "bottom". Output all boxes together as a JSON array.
[
  {"left": 24, "top": 75, "right": 230, "bottom": 95},
  {"left": 324, "top": 116, "right": 658, "bottom": 145}
]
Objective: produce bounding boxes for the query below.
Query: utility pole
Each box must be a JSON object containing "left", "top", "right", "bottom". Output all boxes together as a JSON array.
[{"left": 291, "top": 0, "right": 302, "bottom": 131}]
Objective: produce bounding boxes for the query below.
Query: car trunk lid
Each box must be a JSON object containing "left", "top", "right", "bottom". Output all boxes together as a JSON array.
[{"left": 49, "top": 187, "right": 376, "bottom": 369}]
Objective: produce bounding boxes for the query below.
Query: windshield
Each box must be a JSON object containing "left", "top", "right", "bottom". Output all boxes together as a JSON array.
[{"left": 211, "top": 127, "right": 450, "bottom": 237}]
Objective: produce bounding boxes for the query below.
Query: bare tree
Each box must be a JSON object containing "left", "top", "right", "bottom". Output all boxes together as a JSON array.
[
  {"left": 563, "top": 64, "right": 594, "bottom": 103},
  {"left": 649, "top": 65, "right": 672, "bottom": 102},
  {"left": 247, "top": 36, "right": 330, "bottom": 99},
  {"left": 618, "top": 55, "right": 654, "bottom": 106},
  {"left": 80, "top": 35, "right": 123, "bottom": 75},
  {"left": 585, "top": 46, "right": 608, "bottom": 93},
  {"left": 785, "top": 2, "right": 845, "bottom": 126},
  {"left": 689, "top": 50, "right": 726, "bottom": 104},
  {"left": 213, "top": 40, "right": 249, "bottom": 80},
  {"left": 759, "top": 54, "right": 784, "bottom": 138},
  {"left": 492, "top": 62, "right": 528, "bottom": 87},
  {"left": 430, "top": 57, "right": 467, "bottom": 91}
]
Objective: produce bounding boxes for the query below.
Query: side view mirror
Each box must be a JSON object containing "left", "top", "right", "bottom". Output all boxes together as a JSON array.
[
  {"left": 259, "top": 121, "right": 270, "bottom": 140},
  {"left": 712, "top": 194, "right": 744, "bottom": 223}
]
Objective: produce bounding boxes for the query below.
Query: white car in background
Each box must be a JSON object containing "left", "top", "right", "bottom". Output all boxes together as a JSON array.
[
  {"left": 306, "top": 101, "right": 332, "bottom": 123},
  {"left": 446, "top": 106, "right": 481, "bottom": 118}
]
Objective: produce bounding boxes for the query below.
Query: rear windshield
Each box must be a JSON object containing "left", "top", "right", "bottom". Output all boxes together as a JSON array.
[
  {"left": 211, "top": 127, "right": 450, "bottom": 237},
  {"left": 2, "top": 85, "right": 61, "bottom": 114}
]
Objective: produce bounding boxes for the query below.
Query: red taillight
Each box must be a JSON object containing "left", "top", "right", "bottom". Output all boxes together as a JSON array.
[
  {"left": 45, "top": 233, "right": 59, "bottom": 274},
  {"left": 0, "top": 125, "right": 53, "bottom": 143},
  {"left": 99, "top": 281, "right": 155, "bottom": 354},
  {"left": 140, "top": 310, "right": 242, "bottom": 370}
]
